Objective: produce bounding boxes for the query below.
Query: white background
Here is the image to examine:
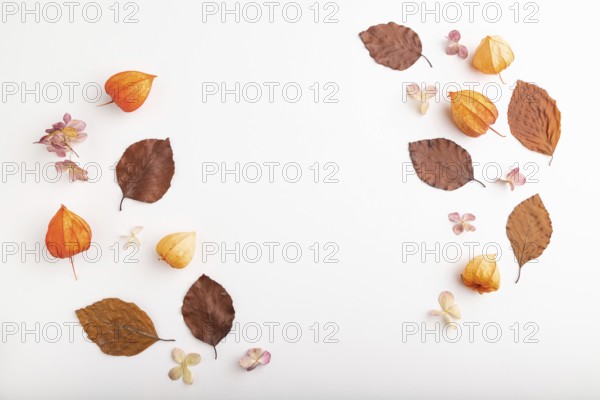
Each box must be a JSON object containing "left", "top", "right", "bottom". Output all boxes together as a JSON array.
[{"left": 0, "top": 0, "right": 597, "bottom": 399}]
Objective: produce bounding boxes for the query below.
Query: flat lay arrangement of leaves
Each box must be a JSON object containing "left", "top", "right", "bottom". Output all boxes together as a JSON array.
[
  {"left": 25, "top": 22, "right": 562, "bottom": 388},
  {"left": 29, "top": 69, "right": 268, "bottom": 385},
  {"left": 359, "top": 24, "right": 559, "bottom": 322}
]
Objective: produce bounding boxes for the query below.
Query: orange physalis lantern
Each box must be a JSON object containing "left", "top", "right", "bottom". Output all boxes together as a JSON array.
[
  {"left": 45, "top": 205, "right": 92, "bottom": 280},
  {"left": 104, "top": 71, "right": 156, "bottom": 112}
]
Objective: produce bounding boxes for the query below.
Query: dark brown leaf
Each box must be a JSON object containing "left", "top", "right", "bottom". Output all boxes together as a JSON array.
[
  {"left": 408, "top": 138, "right": 483, "bottom": 190},
  {"left": 116, "top": 138, "right": 175, "bottom": 210},
  {"left": 506, "top": 194, "right": 553, "bottom": 283},
  {"left": 76, "top": 298, "right": 174, "bottom": 356},
  {"left": 507, "top": 80, "right": 561, "bottom": 164},
  {"left": 359, "top": 22, "right": 432, "bottom": 71},
  {"left": 182, "top": 275, "right": 235, "bottom": 359}
]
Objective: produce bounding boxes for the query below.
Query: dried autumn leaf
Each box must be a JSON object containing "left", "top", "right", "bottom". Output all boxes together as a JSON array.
[
  {"left": 156, "top": 232, "right": 197, "bottom": 269},
  {"left": 359, "top": 22, "right": 432, "bottom": 71},
  {"left": 506, "top": 194, "right": 553, "bottom": 283},
  {"left": 76, "top": 298, "right": 174, "bottom": 356},
  {"left": 472, "top": 35, "right": 514, "bottom": 82},
  {"left": 461, "top": 254, "right": 500, "bottom": 294},
  {"left": 104, "top": 71, "right": 156, "bottom": 112},
  {"left": 182, "top": 275, "right": 235, "bottom": 359},
  {"left": 116, "top": 138, "right": 175, "bottom": 211},
  {"left": 45, "top": 204, "right": 91, "bottom": 280},
  {"left": 408, "top": 138, "right": 484, "bottom": 191},
  {"left": 449, "top": 90, "right": 504, "bottom": 137},
  {"left": 507, "top": 80, "right": 562, "bottom": 164}
]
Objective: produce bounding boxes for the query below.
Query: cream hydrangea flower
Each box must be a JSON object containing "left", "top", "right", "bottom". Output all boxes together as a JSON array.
[
  {"left": 168, "top": 348, "right": 201, "bottom": 385},
  {"left": 430, "top": 291, "right": 461, "bottom": 328}
]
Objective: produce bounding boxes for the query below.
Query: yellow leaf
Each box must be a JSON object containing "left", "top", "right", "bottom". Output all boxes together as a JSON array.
[{"left": 472, "top": 35, "right": 514, "bottom": 80}]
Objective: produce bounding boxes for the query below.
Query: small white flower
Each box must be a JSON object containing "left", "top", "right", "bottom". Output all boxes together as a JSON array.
[
  {"left": 430, "top": 291, "right": 461, "bottom": 329},
  {"left": 120, "top": 226, "right": 143, "bottom": 249}
]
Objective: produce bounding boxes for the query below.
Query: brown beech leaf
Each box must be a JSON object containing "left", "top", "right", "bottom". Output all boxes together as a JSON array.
[
  {"left": 116, "top": 138, "right": 175, "bottom": 211},
  {"left": 182, "top": 275, "right": 235, "bottom": 360},
  {"left": 76, "top": 298, "right": 174, "bottom": 357},
  {"left": 506, "top": 194, "right": 553, "bottom": 283},
  {"left": 408, "top": 138, "right": 484, "bottom": 191},
  {"left": 507, "top": 80, "right": 561, "bottom": 164},
  {"left": 359, "top": 22, "right": 432, "bottom": 71}
]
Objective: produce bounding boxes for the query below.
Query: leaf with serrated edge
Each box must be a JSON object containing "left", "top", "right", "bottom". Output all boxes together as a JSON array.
[
  {"left": 506, "top": 194, "right": 553, "bottom": 283},
  {"left": 508, "top": 80, "right": 561, "bottom": 164},
  {"left": 182, "top": 275, "right": 235, "bottom": 359},
  {"left": 76, "top": 298, "right": 173, "bottom": 356},
  {"left": 408, "top": 138, "right": 484, "bottom": 191}
]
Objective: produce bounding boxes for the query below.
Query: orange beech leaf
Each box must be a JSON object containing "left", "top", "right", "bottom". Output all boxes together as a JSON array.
[
  {"left": 45, "top": 205, "right": 92, "bottom": 280},
  {"left": 103, "top": 71, "right": 156, "bottom": 112},
  {"left": 448, "top": 90, "right": 504, "bottom": 138}
]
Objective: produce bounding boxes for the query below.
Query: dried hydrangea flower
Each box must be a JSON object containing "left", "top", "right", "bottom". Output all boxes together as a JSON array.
[
  {"left": 448, "top": 212, "right": 476, "bottom": 235},
  {"left": 497, "top": 167, "right": 526, "bottom": 191},
  {"left": 406, "top": 83, "right": 438, "bottom": 114},
  {"left": 55, "top": 160, "right": 88, "bottom": 182},
  {"left": 34, "top": 113, "right": 87, "bottom": 157},
  {"left": 430, "top": 291, "right": 461, "bottom": 328},
  {"left": 240, "top": 348, "right": 271, "bottom": 371},
  {"left": 446, "top": 30, "right": 468, "bottom": 59},
  {"left": 120, "top": 226, "right": 143, "bottom": 249},
  {"left": 168, "top": 348, "right": 201, "bottom": 385}
]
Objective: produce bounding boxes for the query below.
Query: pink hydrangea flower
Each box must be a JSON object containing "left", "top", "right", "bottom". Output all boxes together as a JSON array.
[
  {"left": 240, "top": 348, "right": 271, "bottom": 371},
  {"left": 498, "top": 167, "right": 526, "bottom": 191},
  {"left": 55, "top": 160, "right": 88, "bottom": 182},
  {"left": 448, "top": 212, "right": 476, "bottom": 235},
  {"left": 446, "top": 30, "right": 468, "bottom": 59},
  {"left": 35, "top": 113, "right": 87, "bottom": 157},
  {"left": 406, "top": 83, "right": 438, "bottom": 114}
]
